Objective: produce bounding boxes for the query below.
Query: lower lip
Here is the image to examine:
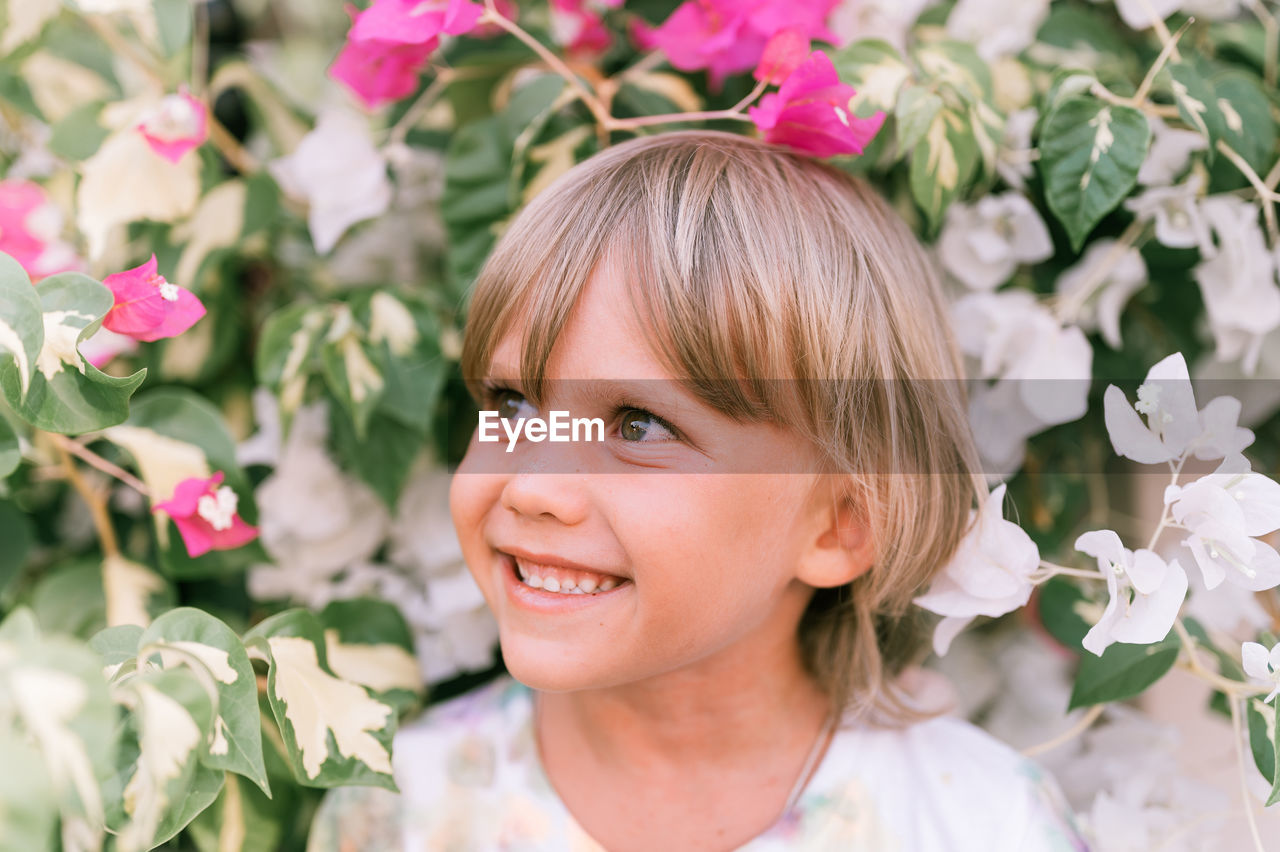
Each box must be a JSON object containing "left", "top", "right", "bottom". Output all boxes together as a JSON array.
[{"left": 499, "top": 554, "right": 632, "bottom": 613}]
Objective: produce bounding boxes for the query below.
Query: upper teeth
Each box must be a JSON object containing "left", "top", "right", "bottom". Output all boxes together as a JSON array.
[{"left": 515, "top": 557, "right": 621, "bottom": 595}]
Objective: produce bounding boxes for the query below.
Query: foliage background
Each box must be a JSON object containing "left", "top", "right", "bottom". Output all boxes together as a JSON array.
[{"left": 2, "top": 0, "right": 1280, "bottom": 849}]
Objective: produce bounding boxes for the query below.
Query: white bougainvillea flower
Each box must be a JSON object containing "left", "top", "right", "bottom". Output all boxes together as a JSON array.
[
  {"left": 1191, "top": 396, "right": 1255, "bottom": 459},
  {"left": 1242, "top": 641, "right": 1280, "bottom": 703},
  {"left": 953, "top": 290, "right": 1092, "bottom": 426},
  {"left": 268, "top": 108, "right": 392, "bottom": 254},
  {"left": 1123, "top": 173, "right": 1212, "bottom": 253},
  {"left": 1112, "top": 0, "right": 1180, "bottom": 31},
  {"left": 828, "top": 0, "right": 935, "bottom": 52},
  {"left": 937, "top": 193, "right": 1054, "bottom": 290},
  {"left": 913, "top": 483, "right": 1041, "bottom": 655},
  {"left": 946, "top": 0, "right": 1050, "bottom": 60},
  {"left": 1165, "top": 455, "right": 1280, "bottom": 591},
  {"left": 1182, "top": 0, "right": 1244, "bottom": 20},
  {"left": 1193, "top": 195, "right": 1280, "bottom": 375},
  {"left": 995, "top": 107, "right": 1038, "bottom": 190},
  {"left": 1076, "top": 530, "right": 1187, "bottom": 656},
  {"left": 76, "top": 127, "right": 200, "bottom": 260},
  {"left": 1137, "top": 115, "right": 1206, "bottom": 186},
  {"left": 1103, "top": 352, "right": 1202, "bottom": 464},
  {"left": 1054, "top": 237, "right": 1147, "bottom": 350}
]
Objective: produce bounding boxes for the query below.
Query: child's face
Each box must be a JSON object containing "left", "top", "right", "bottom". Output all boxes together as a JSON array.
[{"left": 449, "top": 264, "right": 838, "bottom": 693}]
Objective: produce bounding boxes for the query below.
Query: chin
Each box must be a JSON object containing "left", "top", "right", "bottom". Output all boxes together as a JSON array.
[{"left": 499, "top": 638, "right": 627, "bottom": 694}]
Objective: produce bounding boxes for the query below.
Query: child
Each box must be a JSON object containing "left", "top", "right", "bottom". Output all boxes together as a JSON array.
[{"left": 308, "top": 131, "right": 1088, "bottom": 851}]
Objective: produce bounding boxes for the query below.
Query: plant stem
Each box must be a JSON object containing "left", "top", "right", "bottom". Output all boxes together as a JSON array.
[
  {"left": 1052, "top": 217, "right": 1148, "bottom": 324},
  {"left": 1034, "top": 561, "right": 1104, "bottom": 581},
  {"left": 207, "top": 115, "right": 259, "bottom": 174},
  {"left": 1021, "top": 704, "right": 1105, "bottom": 758},
  {"left": 1216, "top": 139, "right": 1280, "bottom": 246},
  {"left": 1132, "top": 17, "right": 1194, "bottom": 106},
  {"left": 478, "top": 2, "right": 612, "bottom": 128},
  {"left": 387, "top": 69, "right": 454, "bottom": 147},
  {"left": 49, "top": 434, "right": 150, "bottom": 497},
  {"left": 1229, "top": 693, "right": 1267, "bottom": 852},
  {"left": 84, "top": 15, "right": 167, "bottom": 89},
  {"left": 54, "top": 440, "right": 120, "bottom": 558}
]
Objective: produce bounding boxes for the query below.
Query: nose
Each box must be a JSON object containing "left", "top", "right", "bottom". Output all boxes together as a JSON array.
[{"left": 500, "top": 451, "right": 590, "bottom": 525}]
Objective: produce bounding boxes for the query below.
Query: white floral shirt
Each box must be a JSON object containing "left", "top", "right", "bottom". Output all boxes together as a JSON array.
[{"left": 308, "top": 675, "right": 1090, "bottom": 851}]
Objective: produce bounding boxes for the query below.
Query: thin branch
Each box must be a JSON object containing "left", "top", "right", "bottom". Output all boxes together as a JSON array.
[
  {"left": 207, "top": 115, "right": 259, "bottom": 174},
  {"left": 1229, "top": 694, "right": 1267, "bottom": 852},
  {"left": 386, "top": 69, "right": 454, "bottom": 147},
  {"left": 1132, "top": 17, "right": 1194, "bottom": 106},
  {"left": 84, "top": 15, "right": 166, "bottom": 90},
  {"left": 477, "top": 2, "right": 611, "bottom": 128},
  {"left": 1032, "top": 561, "right": 1105, "bottom": 581},
  {"left": 1216, "top": 139, "right": 1280, "bottom": 247},
  {"left": 1021, "top": 704, "right": 1105, "bottom": 758},
  {"left": 1248, "top": 0, "right": 1278, "bottom": 89},
  {"left": 1052, "top": 218, "right": 1148, "bottom": 324},
  {"left": 49, "top": 434, "right": 150, "bottom": 497},
  {"left": 1134, "top": 0, "right": 1182, "bottom": 60},
  {"left": 191, "top": 0, "right": 210, "bottom": 97},
  {"left": 54, "top": 440, "right": 120, "bottom": 558}
]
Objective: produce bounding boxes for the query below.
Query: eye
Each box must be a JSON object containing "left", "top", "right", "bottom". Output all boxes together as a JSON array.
[
  {"left": 483, "top": 384, "right": 538, "bottom": 421},
  {"left": 619, "top": 408, "right": 677, "bottom": 443}
]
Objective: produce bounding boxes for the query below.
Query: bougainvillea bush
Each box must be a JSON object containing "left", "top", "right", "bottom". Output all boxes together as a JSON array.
[{"left": 1, "top": 0, "right": 1279, "bottom": 848}]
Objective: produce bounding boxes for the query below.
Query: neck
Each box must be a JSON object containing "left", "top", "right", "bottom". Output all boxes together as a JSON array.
[{"left": 534, "top": 588, "right": 835, "bottom": 777}]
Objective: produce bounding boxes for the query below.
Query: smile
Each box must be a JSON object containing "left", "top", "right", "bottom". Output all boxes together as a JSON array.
[{"left": 500, "top": 551, "right": 632, "bottom": 598}]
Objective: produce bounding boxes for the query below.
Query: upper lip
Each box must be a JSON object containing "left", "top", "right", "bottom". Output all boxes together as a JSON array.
[{"left": 497, "top": 545, "right": 630, "bottom": 579}]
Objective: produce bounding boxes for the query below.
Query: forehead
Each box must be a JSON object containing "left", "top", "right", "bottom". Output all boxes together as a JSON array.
[{"left": 488, "top": 262, "right": 677, "bottom": 383}]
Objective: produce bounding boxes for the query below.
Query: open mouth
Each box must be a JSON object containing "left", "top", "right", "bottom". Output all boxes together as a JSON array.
[{"left": 505, "top": 554, "right": 631, "bottom": 596}]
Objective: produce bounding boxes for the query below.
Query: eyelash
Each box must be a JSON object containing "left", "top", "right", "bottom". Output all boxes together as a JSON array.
[{"left": 478, "top": 381, "right": 682, "bottom": 443}]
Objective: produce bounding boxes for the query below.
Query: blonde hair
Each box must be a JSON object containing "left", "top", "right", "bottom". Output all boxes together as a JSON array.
[{"left": 459, "top": 130, "right": 986, "bottom": 726}]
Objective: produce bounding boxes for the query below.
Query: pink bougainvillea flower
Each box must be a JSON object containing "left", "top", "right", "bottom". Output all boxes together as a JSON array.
[
  {"left": 550, "top": 0, "right": 613, "bottom": 56},
  {"left": 136, "top": 89, "right": 208, "bottom": 164},
  {"left": 0, "top": 179, "right": 81, "bottom": 280},
  {"left": 650, "top": 0, "right": 840, "bottom": 90},
  {"left": 153, "top": 472, "right": 259, "bottom": 559},
  {"left": 754, "top": 28, "right": 808, "bottom": 85},
  {"left": 331, "top": 5, "right": 437, "bottom": 109},
  {"left": 101, "top": 255, "right": 206, "bottom": 342},
  {"left": 748, "top": 51, "right": 885, "bottom": 157},
  {"left": 350, "top": 0, "right": 485, "bottom": 45}
]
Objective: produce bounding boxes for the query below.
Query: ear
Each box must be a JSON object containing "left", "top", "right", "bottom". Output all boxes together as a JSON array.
[{"left": 795, "top": 488, "right": 875, "bottom": 589}]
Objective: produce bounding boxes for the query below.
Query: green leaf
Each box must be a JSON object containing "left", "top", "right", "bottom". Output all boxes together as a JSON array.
[
  {"left": 255, "top": 302, "right": 326, "bottom": 428},
  {"left": 1166, "top": 63, "right": 1220, "bottom": 158},
  {"left": 2, "top": 271, "right": 147, "bottom": 434},
  {"left": 0, "top": 414, "right": 18, "bottom": 477},
  {"left": 829, "top": 38, "right": 911, "bottom": 112},
  {"left": 28, "top": 560, "right": 106, "bottom": 639},
  {"left": 1209, "top": 71, "right": 1275, "bottom": 176},
  {"left": 1246, "top": 697, "right": 1276, "bottom": 794},
  {"left": 319, "top": 306, "right": 384, "bottom": 441},
  {"left": 1036, "top": 576, "right": 1092, "bottom": 650},
  {"left": 321, "top": 599, "right": 423, "bottom": 713},
  {"left": 48, "top": 102, "right": 109, "bottom": 161},
  {"left": 908, "top": 106, "right": 979, "bottom": 234},
  {"left": 1068, "top": 635, "right": 1179, "bottom": 709},
  {"left": 895, "top": 86, "right": 944, "bottom": 154},
  {"left": 153, "top": 0, "right": 193, "bottom": 57},
  {"left": 0, "top": 500, "right": 32, "bottom": 600},
  {"left": 329, "top": 408, "right": 424, "bottom": 508},
  {"left": 108, "top": 667, "right": 220, "bottom": 852},
  {"left": 245, "top": 610, "right": 397, "bottom": 790},
  {"left": 1039, "top": 97, "right": 1149, "bottom": 251},
  {"left": 140, "top": 608, "right": 270, "bottom": 796},
  {"left": 911, "top": 40, "right": 993, "bottom": 106},
  {"left": 187, "top": 771, "right": 289, "bottom": 852},
  {"left": 0, "top": 252, "right": 45, "bottom": 402},
  {"left": 89, "top": 624, "right": 144, "bottom": 673},
  {"left": 0, "top": 734, "right": 58, "bottom": 852}
]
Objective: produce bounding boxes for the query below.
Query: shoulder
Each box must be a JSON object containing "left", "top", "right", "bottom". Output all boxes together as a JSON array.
[
  {"left": 799, "top": 713, "right": 1090, "bottom": 852},
  {"left": 307, "top": 675, "right": 537, "bottom": 852}
]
